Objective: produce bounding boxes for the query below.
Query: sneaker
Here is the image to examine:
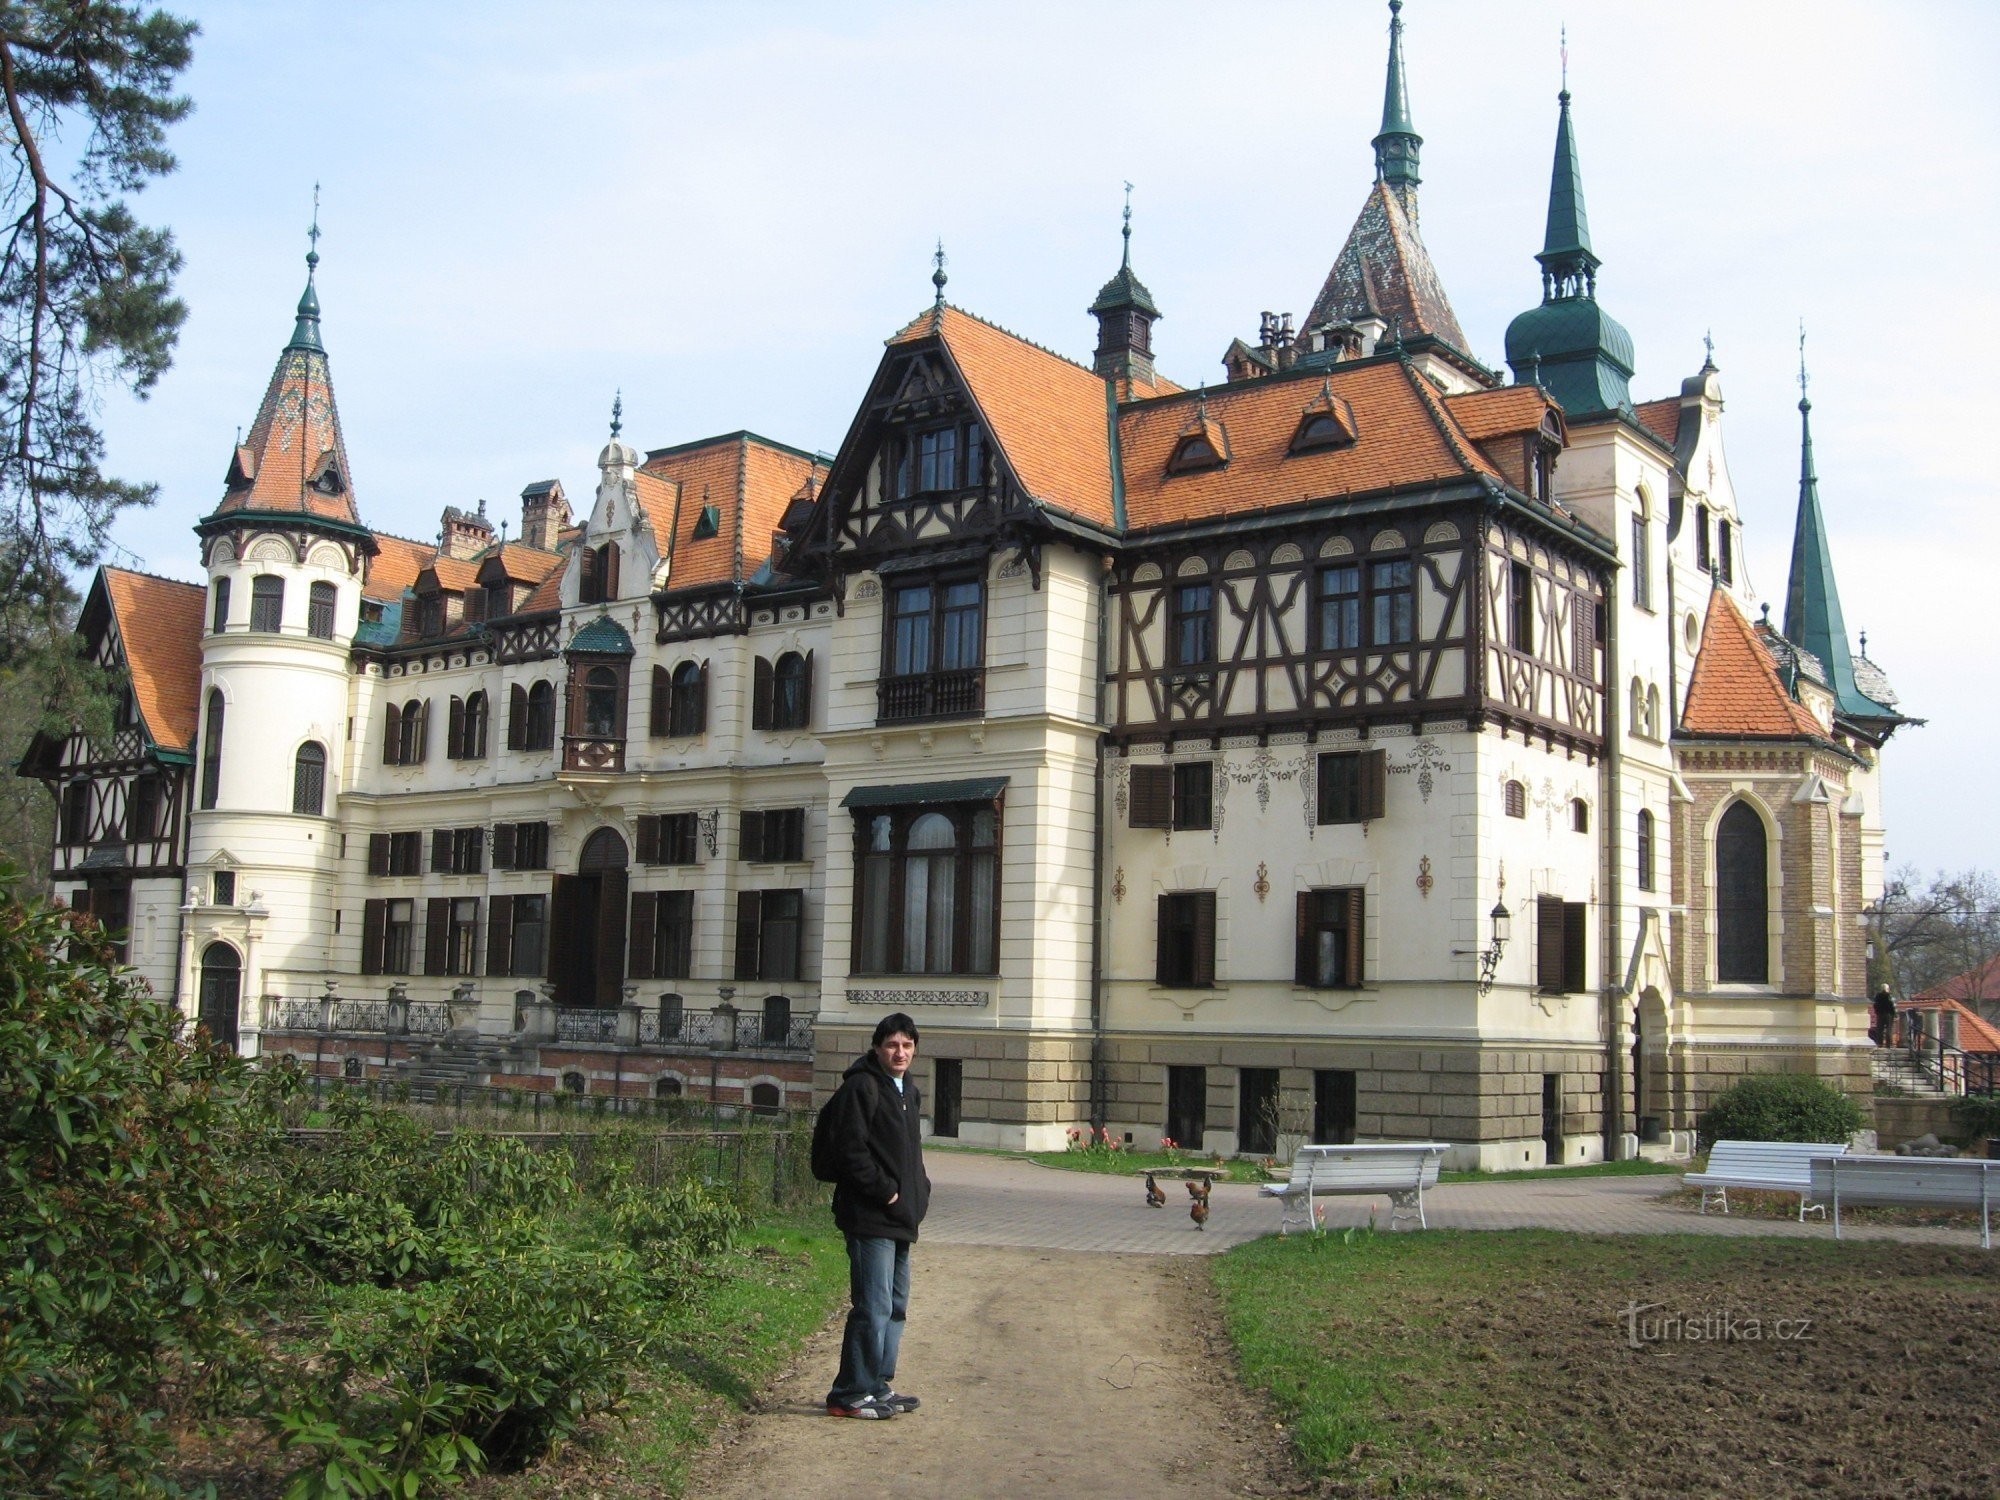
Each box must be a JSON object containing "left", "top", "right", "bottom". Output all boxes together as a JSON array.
[
  {"left": 826, "top": 1396, "right": 896, "bottom": 1420},
  {"left": 882, "top": 1390, "right": 921, "bottom": 1413}
]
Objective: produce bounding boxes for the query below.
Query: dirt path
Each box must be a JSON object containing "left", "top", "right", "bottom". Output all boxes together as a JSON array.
[{"left": 684, "top": 1242, "right": 1301, "bottom": 1500}]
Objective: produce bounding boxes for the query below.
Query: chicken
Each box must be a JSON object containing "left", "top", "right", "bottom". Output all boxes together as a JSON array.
[
  {"left": 1145, "top": 1172, "right": 1167, "bottom": 1208},
  {"left": 1186, "top": 1175, "right": 1211, "bottom": 1230}
]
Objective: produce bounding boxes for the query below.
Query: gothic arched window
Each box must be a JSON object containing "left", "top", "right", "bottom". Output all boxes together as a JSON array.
[
  {"left": 669, "top": 661, "right": 706, "bottom": 738},
  {"left": 1715, "top": 801, "right": 1769, "bottom": 983},
  {"left": 1636, "top": 809, "right": 1656, "bottom": 893},
  {"left": 200, "top": 690, "right": 224, "bottom": 809},
  {"left": 292, "top": 741, "right": 326, "bottom": 815}
]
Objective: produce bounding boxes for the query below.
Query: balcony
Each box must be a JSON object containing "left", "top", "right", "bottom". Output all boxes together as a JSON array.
[
  {"left": 562, "top": 734, "right": 625, "bottom": 773},
  {"left": 877, "top": 668, "right": 984, "bottom": 724}
]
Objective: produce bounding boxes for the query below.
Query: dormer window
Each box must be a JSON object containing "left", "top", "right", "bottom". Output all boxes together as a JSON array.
[
  {"left": 691, "top": 505, "right": 722, "bottom": 540},
  {"left": 578, "top": 541, "right": 620, "bottom": 602},
  {"left": 1166, "top": 432, "right": 1226, "bottom": 475},
  {"left": 416, "top": 594, "right": 445, "bottom": 638},
  {"left": 1288, "top": 394, "right": 1359, "bottom": 455},
  {"left": 484, "top": 580, "right": 511, "bottom": 621},
  {"left": 313, "top": 464, "right": 342, "bottom": 495}
]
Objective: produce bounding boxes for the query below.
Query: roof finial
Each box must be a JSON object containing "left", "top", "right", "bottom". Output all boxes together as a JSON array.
[
  {"left": 1702, "top": 328, "right": 1716, "bottom": 369},
  {"left": 1797, "top": 319, "right": 1810, "bottom": 410},
  {"left": 1560, "top": 23, "right": 1568, "bottom": 98},
  {"left": 288, "top": 185, "right": 326, "bottom": 353},
  {"left": 306, "top": 182, "right": 321, "bottom": 278},
  {"left": 932, "top": 239, "right": 948, "bottom": 310},
  {"left": 1195, "top": 381, "right": 1208, "bottom": 422},
  {"left": 1121, "top": 181, "right": 1133, "bottom": 269},
  {"left": 610, "top": 389, "right": 623, "bottom": 438}
]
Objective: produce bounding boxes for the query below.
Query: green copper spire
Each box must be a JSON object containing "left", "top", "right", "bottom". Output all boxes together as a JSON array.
[
  {"left": 288, "top": 183, "right": 324, "bottom": 353},
  {"left": 1372, "top": 0, "right": 1422, "bottom": 200},
  {"left": 1090, "top": 184, "right": 1161, "bottom": 383},
  {"left": 1504, "top": 75, "right": 1632, "bottom": 417},
  {"left": 1783, "top": 336, "right": 1877, "bottom": 719}
]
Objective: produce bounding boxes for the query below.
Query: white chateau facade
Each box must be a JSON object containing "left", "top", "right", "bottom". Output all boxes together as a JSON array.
[{"left": 28, "top": 6, "right": 1909, "bottom": 1165}]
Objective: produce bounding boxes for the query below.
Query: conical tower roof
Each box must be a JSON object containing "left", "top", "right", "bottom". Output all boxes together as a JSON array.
[{"left": 206, "top": 239, "right": 360, "bottom": 527}]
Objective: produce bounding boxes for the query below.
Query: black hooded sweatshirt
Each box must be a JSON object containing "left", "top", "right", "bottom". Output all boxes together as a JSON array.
[{"left": 825, "top": 1051, "right": 931, "bottom": 1241}]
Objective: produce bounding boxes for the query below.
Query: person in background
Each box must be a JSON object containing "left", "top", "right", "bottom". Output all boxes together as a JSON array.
[{"left": 1872, "top": 988, "right": 1896, "bottom": 1048}]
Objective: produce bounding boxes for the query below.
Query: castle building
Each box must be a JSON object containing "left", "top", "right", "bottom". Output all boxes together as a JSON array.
[{"left": 25, "top": 3, "right": 1909, "bottom": 1161}]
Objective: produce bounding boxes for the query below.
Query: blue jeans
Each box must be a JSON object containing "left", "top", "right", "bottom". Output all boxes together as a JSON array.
[{"left": 829, "top": 1234, "right": 910, "bottom": 1405}]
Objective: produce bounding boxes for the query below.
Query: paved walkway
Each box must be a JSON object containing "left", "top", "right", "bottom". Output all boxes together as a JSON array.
[{"left": 922, "top": 1148, "right": 1989, "bottom": 1252}]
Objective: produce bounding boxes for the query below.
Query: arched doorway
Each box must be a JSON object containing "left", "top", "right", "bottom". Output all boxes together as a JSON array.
[
  {"left": 1633, "top": 987, "right": 1670, "bottom": 1141},
  {"left": 548, "top": 827, "right": 628, "bottom": 1008},
  {"left": 197, "top": 942, "right": 241, "bottom": 1051}
]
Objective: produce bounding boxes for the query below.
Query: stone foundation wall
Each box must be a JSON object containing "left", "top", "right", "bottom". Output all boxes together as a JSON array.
[
  {"left": 816, "top": 1025, "right": 1094, "bottom": 1142},
  {"left": 1675, "top": 1044, "right": 1876, "bottom": 1132}
]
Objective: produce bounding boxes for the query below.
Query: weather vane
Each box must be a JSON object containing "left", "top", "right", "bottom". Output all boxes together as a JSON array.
[
  {"left": 610, "top": 389, "right": 623, "bottom": 439},
  {"left": 1798, "top": 319, "right": 1809, "bottom": 398},
  {"left": 1560, "top": 24, "right": 1568, "bottom": 93},
  {"left": 307, "top": 182, "right": 321, "bottom": 272}
]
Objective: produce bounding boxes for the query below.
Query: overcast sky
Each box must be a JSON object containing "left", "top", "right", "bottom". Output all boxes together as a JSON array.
[{"left": 94, "top": 1, "right": 1999, "bottom": 876}]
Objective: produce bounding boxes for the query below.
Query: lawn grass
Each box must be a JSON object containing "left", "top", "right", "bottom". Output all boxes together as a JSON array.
[
  {"left": 1437, "top": 1158, "right": 1678, "bottom": 1184},
  {"left": 1211, "top": 1227, "right": 2000, "bottom": 1497},
  {"left": 476, "top": 1210, "right": 848, "bottom": 1498},
  {"left": 961, "top": 1141, "right": 1683, "bottom": 1187}
]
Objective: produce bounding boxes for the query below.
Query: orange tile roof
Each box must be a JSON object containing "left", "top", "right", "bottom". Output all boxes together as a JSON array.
[
  {"left": 1118, "top": 360, "right": 1496, "bottom": 531},
  {"left": 1680, "top": 587, "right": 1828, "bottom": 740},
  {"left": 419, "top": 556, "right": 481, "bottom": 593},
  {"left": 102, "top": 568, "right": 206, "bottom": 755},
  {"left": 1444, "top": 384, "right": 1559, "bottom": 443},
  {"left": 1903, "top": 996, "right": 2000, "bottom": 1053},
  {"left": 1304, "top": 180, "right": 1469, "bottom": 354},
  {"left": 365, "top": 533, "right": 433, "bottom": 602},
  {"left": 517, "top": 553, "right": 568, "bottom": 615},
  {"left": 210, "top": 346, "right": 361, "bottom": 524},
  {"left": 642, "top": 435, "right": 822, "bottom": 590},
  {"left": 480, "top": 542, "right": 563, "bottom": 585},
  {"left": 889, "top": 305, "right": 1116, "bottom": 529},
  {"left": 1633, "top": 397, "right": 1681, "bottom": 451},
  {"left": 1917, "top": 955, "right": 2000, "bottom": 1007}
]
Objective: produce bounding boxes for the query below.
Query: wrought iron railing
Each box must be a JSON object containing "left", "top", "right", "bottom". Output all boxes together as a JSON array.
[
  {"left": 266, "top": 997, "right": 451, "bottom": 1036},
  {"left": 268, "top": 998, "right": 323, "bottom": 1032},
  {"left": 332, "top": 999, "right": 392, "bottom": 1032},
  {"left": 1898, "top": 1040, "right": 1999, "bottom": 1097},
  {"left": 877, "top": 667, "right": 983, "bottom": 723},
  {"left": 554, "top": 1008, "right": 620, "bottom": 1044}
]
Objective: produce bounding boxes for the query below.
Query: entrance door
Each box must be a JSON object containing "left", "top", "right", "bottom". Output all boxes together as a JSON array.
[
  {"left": 197, "top": 942, "right": 241, "bottom": 1051},
  {"left": 1313, "top": 1069, "right": 1357, "bottom": 1145},
  {"left": 1166, "top": 1065, "right": 1206, "bottom": 1151},
  {"left": 548, "top": 829, "right": 629, "bottom": 1008},
  {"left": 1239, "top": 1068, "right": 1279, "bottom": 1155},
  {"left": 933, "top": 1058, "right": 962, "bottom": 1139}
]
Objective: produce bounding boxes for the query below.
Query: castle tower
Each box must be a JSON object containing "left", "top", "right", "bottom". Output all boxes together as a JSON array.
[
  {"left": 1089, "top": 190, "right": 1161, "bottom": 387},
  {"left": 182, "top": 219, "right": 375, "bottom": 1036}
]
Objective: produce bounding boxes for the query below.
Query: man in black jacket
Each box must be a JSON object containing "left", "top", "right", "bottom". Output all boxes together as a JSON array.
[{"left": 823, "top": 1012, "right": 931, "bottom": 1419}]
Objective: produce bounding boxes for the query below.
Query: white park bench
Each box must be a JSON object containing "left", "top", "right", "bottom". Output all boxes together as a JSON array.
[
  {"left": 1808, "top": 1155, "right": 1996, "bottom": 1250},
  {"left": 1682, "top": 1140, "right": 1850, "bottom": 1221},
  {"left": 1260, "top": 1143, "right": 1449, "bottom": 1234}
]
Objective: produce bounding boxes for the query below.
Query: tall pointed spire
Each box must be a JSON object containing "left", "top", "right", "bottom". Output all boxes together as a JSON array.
[
  {"left": 1090, "top": 183, "right": 1161, "bottom": 384},
  {"left": 1504, "top": 66, "right": 1633, "bottom": 417},
  {"left": 289, "top": 183, "right": 325, "bottom": 353},
  {"left": 1372, "top": 0, "right": 1422, "bottom": 207},
  {"left": 1783, "top": 331, "right": 1877, "bottom": 720}
]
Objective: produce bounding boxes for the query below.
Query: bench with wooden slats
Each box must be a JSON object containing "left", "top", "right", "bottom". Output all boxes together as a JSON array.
[
  {"left": 1259, "top": 1143, "right": 1449, "bottom": 1233},
  {"left": 1808, "top": 1155, "right": 1995, "bottom": 1250},
  {"left": 1682, "top": 1139, "right": 1851, "bottom": 1221}
]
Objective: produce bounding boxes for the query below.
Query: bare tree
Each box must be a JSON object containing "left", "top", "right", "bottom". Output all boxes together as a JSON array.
[{"left": 1872, "top": 864, "right": 2000, "bottom": 1013}]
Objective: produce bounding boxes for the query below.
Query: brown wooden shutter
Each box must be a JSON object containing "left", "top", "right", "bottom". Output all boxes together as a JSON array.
[
  {"left": 1129, "top": 764, "right": 1172, "bottom": 828},
  {"left": 564, "top": 671, "right": 586, "bottom": 737},
  {"left": 1563, "top": 901, "right": 1589, "bottom": 995},
  {"left": 487, "top": 895, "right": 514, "bottom": 976},
  {"left": 1344, "top": 887, "right": 1365, "bottom": 988},
  {"left": 752, "top": 655, "right": 773, "bottom": 731},
  {"left": 695, "top": 662, "right": 710, "bottom": 734},
  {"left": 382, "top": 703, "right": 400, "bottom": 764},
  {"left": 508, "top": 684, "right": 526, "bottom": 749},
  {"left": 579, "top": 545, "right": 599, "bottom": 602},
  {"left": 367, "top": 833, "right": 390, "bottom": 876},
  {"left": 1192, "top": 891, "right": 1216, "bottom": 986},
  {"left": 786, "top": 892, "right": 806, "bottom": 978},
  {"left": 447, "top": 696, "right": 465, "bottom": 759},
  {"left": 361, "top": 899, "right": 386, "bottom": 975},
  {"left": 1537, "top": 897, "right": 1566, "bottom": 992},
  {"left": 1361, "top": 750, "right": 1388, "bottom": 820},
  {"left": 801, "top": 649, "right": 815, "bottom": 723},
  {"left": 1315, "top": 753, "right": 1336, "bottom": 826},
  {"left": 424, "top": 897, "right": 450, "bottom": 975},
  {"left": 492, "top": 823, "right": 516, "bottom": 870},
  {"left": 431, "top": 830, "right": 452, "bottom": 873},
  {"left": 650, "top": 665, "right": 669, "bottom": 736},
  {"left": 549, "top": 876, "right": 584, "bottom": 995},
  {"left": 595, "top": 868, "right": 627, "bottom": 1006},
  {"left": 741, "top": 810, "right": 766, "bottom": 862},
  {"left": 735, "top": 889, "right": 762, "bottom": 980},
  {"left": 635, "top": 815, "right": 659, "bottom": 865},
  {"left": 603, "top": 543, "right": 620, "bottom": 599},
  {"left": 1155, "top": 894, "right": 1173, "bottom": 984},
  {"left": 415, "top": 700, "right": 431, "bottom": 762},
  {"left": 628, "top": 890, "right": 657, "bottom": 980},
  {"left": 1294, "top": 891, "right": 1314, "bottom": 986}
]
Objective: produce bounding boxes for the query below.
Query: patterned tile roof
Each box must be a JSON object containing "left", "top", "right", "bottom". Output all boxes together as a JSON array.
[
  {"left": 1680, "top": 587, "right": 1829, "bottom": 740},
  {"left": 889, "top": 305, "right": 1116, "bottom": 529},
  {"left": 209, "top": 342, "right": 361, "bottom": 525},
  {"left": 102, "top": 568, "right": 206, "bottom": 755},
  {"left": 1303, "top": 180, "right": 1469, "bottom": 354},
  {"left": 1118, "top": 360, "right": 1498, "bottom": 531},
  {"left": 364, "top": 533, "right": 433, "bottom": 603}
]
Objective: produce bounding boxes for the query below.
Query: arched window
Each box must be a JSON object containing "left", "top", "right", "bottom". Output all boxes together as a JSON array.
[
  {"left": 902, "top": 812, "right": 959, "bottom": 972},
  {"left": 1631, "top": 496, "right": 1653, "bottom": 610},
  {"left": 1636, "top": 809, "right": 1656, "bottom": 893},
  {"left": 449, "top": 692, "right": 488, "bottom": 759},
  {"left": 1715, "top": 801, "right": 1769, "bottom": 983},
  {"left": 561, "top": 1071, "right": 586, "bottom": 1095},
  {"left": 750, "top": 1082, "right": 782, "bottom": 1116},
  {"left": 1646, "top": 685, "right": 1662, "bottom": 739},
  {"left": 1717, "top": 522, "right": 1735, "bottom": 586},
  {"left": 654, "top": 1075, "right": 682, "bottom": 1099},
  {"left": 1629, "top": 678, "right": 1647, "bottom": 737},
  {"left": 583, "top": 666, "right": 620, "bottom": 738},
  {"left": 397, "top": 699, "right": 427, "bottom": 764},
  {"left": 196, "top": 941, "right": 241, "bottom": 1050},
  {"left": 526, "top": 680, "right": 555, "bottom": 751},
  {"left": 649, "top": 664, "right": 670, "bottom": 737},
  {"left": 1695, "top": 504, "right": 1712, "bottom": 572},
  {"left": 307, "top": 581, "right": 337, "bottom": 639},
  {"left": 250, "top": 574, "right": 284, "bottom": 632},
  {"left": 200, "top": 690, "right": 224, "bottom": 809},
  {"left": 772, "top": 652, "right": 811, "bottom": 731},
  {"left": 1571, "top": 798, "right": 1589, "bottom": 833},
  {"left": 292, "top": 741, "right": 327, "bottom": 815},
  {"left": 342, "top": 1055, "right": 362, "bottom": 1080},
  {"left": 1504, "top": 780, "right": 1526, "bottom": 819},
  {"left": 761, "top": 994, "right": 791, "bottom": 1046},
  {"left": 210, "top": 576, "right": 230, "bottom": 634},
  {"left": 669, "top": 661, "right": 706, "bottom": 738}
]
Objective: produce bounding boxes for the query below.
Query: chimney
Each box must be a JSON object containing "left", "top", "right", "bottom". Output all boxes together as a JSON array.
[
  {"left": 439, "top": 503, "right": 495, "bottom": 561},
  {"left": 519, "top": 479, "right": 570, "bottom": 552}
]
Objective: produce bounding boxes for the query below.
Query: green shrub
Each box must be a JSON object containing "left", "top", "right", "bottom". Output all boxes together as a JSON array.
[
  {"left": 1947, "top": 1094, "right": 2000, "bottom": 1144},
  {"left": 0, "top": 878, "right": 256, "bottom": 1496},
  {"left": 292, "top": 1192, "right": 442, "bottom": 1287},
  {"left": 611, "top": 1176, "right": 743, "bottom": 1301},
  {"left": 1696, "top": 1073, "right": 1865, "bottom": 1151}
]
